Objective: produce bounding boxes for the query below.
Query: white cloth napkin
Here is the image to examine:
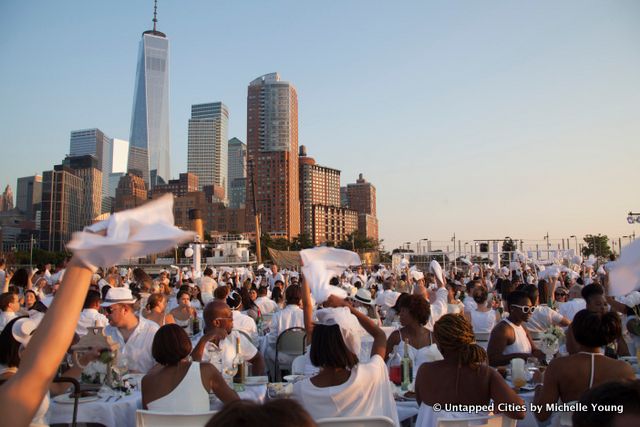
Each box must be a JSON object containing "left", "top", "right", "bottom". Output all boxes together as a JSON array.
[
  {"left": 609, "top": 239, "right": 640, "bottom": 296},
  {"left": 429, "top": 260, "right": 444, "bottom": 285},
  {"left": 300, "top": 247, "right": 361, "bottom": 304},
  {"left": 67, "top": 194, "right": 195, "bottom": 271}
]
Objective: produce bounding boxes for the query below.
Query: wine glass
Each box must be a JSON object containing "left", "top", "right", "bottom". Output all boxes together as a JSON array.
[{"left": 542, "top": 341, "right": 559, "bottom": 365}]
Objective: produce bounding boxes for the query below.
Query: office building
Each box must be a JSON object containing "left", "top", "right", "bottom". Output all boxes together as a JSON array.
[
  {"left": 16, "top": 175, "right": 42, "bottom": 221},
  {"left": 187, "top": 102, "right": 228, "bottom": 200}
]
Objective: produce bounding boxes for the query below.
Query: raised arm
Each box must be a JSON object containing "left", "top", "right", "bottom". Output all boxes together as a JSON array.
[
  {"left": 300, "top": 274, "right": 314, "bottom": 345},
  {"left": 0, "top": 258, "right": 93, "bottom": 426}
]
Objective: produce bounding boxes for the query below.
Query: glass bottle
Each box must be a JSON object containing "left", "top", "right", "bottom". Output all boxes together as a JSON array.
[
  {"left": 232, "top": 336, "right": 246, "bottom": 384},
  {"left": 401, "top": 338, "right": 413, "bottom": 391}
]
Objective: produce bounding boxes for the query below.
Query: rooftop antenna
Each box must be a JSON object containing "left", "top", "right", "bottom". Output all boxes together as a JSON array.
[{"left": 152, "top": 0, "right": 158, "bottom": 32}]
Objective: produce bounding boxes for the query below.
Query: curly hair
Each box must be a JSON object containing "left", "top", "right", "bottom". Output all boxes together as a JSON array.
[{"left": 434, "top": 314, "right": 487, "bottom": 369}]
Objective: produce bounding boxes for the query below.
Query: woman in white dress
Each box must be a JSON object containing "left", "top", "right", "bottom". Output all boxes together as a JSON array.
[
  {"left": 533, "top": 310, "right": 635, "bottom": 426},
  {"left": 142, "top": 324, "right": 238, "bottom": 411},
  {"left": 385, "top": 294, "right": 442, "bottom": 380},
  {"left": 169, "top": 290, "right": 197, "bottom": 336},
  {"left": 292, "top": 279, "right": 399, "bottom": 425},
  {"left": 414, "top": 314, "right": 525, "bottom": 427},
  {"left": 464, "top": 287, "right": 500, "bottom": 333}
]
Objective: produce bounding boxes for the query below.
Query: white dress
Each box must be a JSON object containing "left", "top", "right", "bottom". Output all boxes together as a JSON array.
[
  {"left": 470, "top": 309, "right": 497, "bottom": 333},
  {"left": 147, "top": 362, "right": 209, "bottom": 413},
  {"left": 292, "top": 354, "right": 400, "bottom": 426},
  {"left": 501, "top": 319, "right": 532, "bottom": 355}
]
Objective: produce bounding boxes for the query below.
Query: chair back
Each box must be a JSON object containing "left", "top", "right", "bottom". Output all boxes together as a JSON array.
[
  {"left": 316, "top": 416, "right": 396, "bottom": 427},
  {"left": 136, "top": 410, "right": 217, "bottom": 427},
  {"left": 291, "top": 355, "right": 306, "bottom": 375},
  {"left": 436, "top": 414, "right": 515, "bottom": 427},
  {"left": 234, "top": 328, "right": 256, "bottom": 346},
  {"left": 276, "top": 327, "right": 307, "bottom": 355}
]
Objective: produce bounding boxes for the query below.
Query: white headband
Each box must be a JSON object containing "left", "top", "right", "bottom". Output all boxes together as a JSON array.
[{"left": 314, "top": 307, "right": 361, "bottom": 357}]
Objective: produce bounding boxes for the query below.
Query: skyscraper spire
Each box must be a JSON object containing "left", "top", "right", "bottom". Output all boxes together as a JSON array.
[{"left": 152, "top": 0, "right": 158, "bottom": 32}]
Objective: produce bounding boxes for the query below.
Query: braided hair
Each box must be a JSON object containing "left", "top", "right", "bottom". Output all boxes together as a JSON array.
[{"left": 433, "top": 314, "right": 487, "bottom": 369}]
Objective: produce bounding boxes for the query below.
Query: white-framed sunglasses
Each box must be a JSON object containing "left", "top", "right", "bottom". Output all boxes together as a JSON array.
[{"left": 511, "top": 304, "right": 536, "bottom": 314}]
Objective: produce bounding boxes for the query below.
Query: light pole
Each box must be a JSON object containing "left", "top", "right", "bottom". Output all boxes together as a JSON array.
[
  {"left": 404, "top": 241, "right": 411, "bottom": 252},
  {"left": 451, "top": 233, "right": 457, "bottom": 268},
  {"left": 544, "top": 233, "right": 550, "bottom": 258},
  {"left": 419, "top": 238, "right": 429, "bottom": 254},
  {"left": 570, "top": 235, "right": 577, "bottom": 254},
  {"left": 29, "top": 236, "right": 35, "bottom": 269}
]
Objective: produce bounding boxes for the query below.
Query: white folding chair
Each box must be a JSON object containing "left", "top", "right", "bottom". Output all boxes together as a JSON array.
[
  {"left": 136, "top": 410, "right": 218, "bottom": 427},
  {"left": 316, "top": 415, "right": 396, "bottom": 427},
  {"left": 436, "top": 414, "right": 516, "bottom": 427},
  {"left": 291, "top": 354, "right": 306, "bottom": 375}
]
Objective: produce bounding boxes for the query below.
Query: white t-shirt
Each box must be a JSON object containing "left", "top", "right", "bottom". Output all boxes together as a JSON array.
[
  {"left": 558, "top": 298, "right": 586, "bottom": 322},
  {"left": 255, "top": 296, "right": 278, "bottom": 315},
  {"left": 267, "top": 304, "right": 304, "bottom": 344},
  {"left": 199, "top": 276, "right": 217, "bottom": 302},
  {"left": 105, "top": 316, "right": 159, "bottom": 374},
  {"left": 470, "top": 309, "right": 497, "bottom": 333},
  {"left": 232, "top": 310, "right": 257, "bottom": 336},
  {"left": 76, "top": 308, "right": 108, "bottom": 336},
  {"left": 0, "top": 311, "right": 17, "bottom": 333},
  {"left": 201, "top": 330, "right": 258, "bottom": 373},
  {"left": 293, "top": 354, "right": 399, "bottom": 426},
  {"left": 463, "top": 298, "right": 478, "bottom": 313},
  {"left": 525, "top": 305, "right": 564, "bottom": 333}
]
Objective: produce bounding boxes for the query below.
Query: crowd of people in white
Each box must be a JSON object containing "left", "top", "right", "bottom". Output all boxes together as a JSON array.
[{"left": 0, "top": 198, "right": 639, "bottom": 427}]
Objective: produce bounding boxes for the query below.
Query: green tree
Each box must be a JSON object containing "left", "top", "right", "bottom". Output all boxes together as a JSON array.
[{"left": 582, "top": 234, "right": 611, "bottom": 258}]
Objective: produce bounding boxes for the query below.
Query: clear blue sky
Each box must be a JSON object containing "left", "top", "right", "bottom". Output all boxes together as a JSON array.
[{"left": 1, "top": 0, "right": 639, "bottom": 251}]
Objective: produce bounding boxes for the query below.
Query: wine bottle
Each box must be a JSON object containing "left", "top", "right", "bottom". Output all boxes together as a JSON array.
[
  {"left": 256, "top": 308, "right": 263, "bottom": 336},
  {"left": 401, "top": 338, "right": 413, "bottom": 391},
  {"left": 233, "top": 336, "right": 246, "bottom": 384},
  {"left": 192, "top": 312, "right": 200, "bottom": 336}
]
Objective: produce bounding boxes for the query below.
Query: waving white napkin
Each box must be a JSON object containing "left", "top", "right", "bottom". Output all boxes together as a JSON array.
[
  {"left": 67, "top": 194, "right": 195, "bottom": 271},
  {"left": 315, "top": 307, "right": 362, "bottom": 356},
  {"left": 300, "top": 247, "right": 361, "bottom": 304},
  {"left": 609, "top": 239, "right": 640, "bottom": 296},
  {"left": 429, "top": 260, "right": 444, "bottom": 285}
]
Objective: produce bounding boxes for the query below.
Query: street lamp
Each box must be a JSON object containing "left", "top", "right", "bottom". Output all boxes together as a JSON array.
[
  {"left": 404, "top": 241, "right": 411, "bottom": 251},
  {"left": 418, "top": 238, "right": 429, "bottom": 254},
  {"left": 570, "top": 235, "right": 577, "bottom": 253}
]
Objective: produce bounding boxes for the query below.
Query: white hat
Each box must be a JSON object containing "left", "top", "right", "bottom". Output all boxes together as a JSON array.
[
  {"left": 352, "top": 288, "right": 374, "bottom": 305},
  {"left": 119, "top": 268, "right": 128, "bottom": 277},
  {"left": 101, "top": 287, "right": 137, "bottom": 307},
  {"left": 12, "top": 316, "right": 42, "bottom": 347}
]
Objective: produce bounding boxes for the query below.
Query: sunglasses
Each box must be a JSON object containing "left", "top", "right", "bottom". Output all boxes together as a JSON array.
[
  {"left": 104, "top": 305, "right": 121, "bottom": 315},
  {"left": 555, "top": 293, "right": 568, "bottom": 297},
  {"left": 511, "top": 304, "right": 536, "bottom": 314}
]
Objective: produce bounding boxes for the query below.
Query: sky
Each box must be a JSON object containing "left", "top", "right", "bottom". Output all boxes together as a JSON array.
[{"left": 1, "top": 0, "right": 639, "bottom": 252}]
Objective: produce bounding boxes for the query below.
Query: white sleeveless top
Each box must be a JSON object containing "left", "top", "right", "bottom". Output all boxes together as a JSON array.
[
  {"left": 393, "top": 330, "right": 444, "bottom": 380},
  {"left": 147, "top": 363, "right": 209, "bottom": 413},
  {"left": 470, "top": 310, "right": 497, "bottom": 333},
  {"left": 502, "top": 318, "right": 531, "bottom": 355},
  {"left": 416, "top": 404, "right": 488, "bottom": 427}
]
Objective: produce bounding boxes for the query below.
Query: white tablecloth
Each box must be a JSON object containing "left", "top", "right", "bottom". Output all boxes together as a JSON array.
[{"left": 48, "top": 392, "right": 141, "bottom": 427}]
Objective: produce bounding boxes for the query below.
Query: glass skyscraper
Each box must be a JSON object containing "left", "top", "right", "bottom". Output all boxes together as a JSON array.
[{"left": 127, "top": 20, "right": 170, "bottom": 189}]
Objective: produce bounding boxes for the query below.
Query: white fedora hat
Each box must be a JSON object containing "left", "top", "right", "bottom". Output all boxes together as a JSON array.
[{"left": 101, "top": 287, "right": 137, "bottom": 307}]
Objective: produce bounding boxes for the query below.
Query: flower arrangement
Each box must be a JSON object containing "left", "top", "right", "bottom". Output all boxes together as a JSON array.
[{"left": 81, "top": 361, "right": 107, "bottom": 385}]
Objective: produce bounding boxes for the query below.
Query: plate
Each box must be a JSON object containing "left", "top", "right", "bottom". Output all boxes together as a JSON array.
[
  {"left": 244, "top": 376, "right": 268, "bottom": 385},
  {"left": 53, "top": 393, "right": 100, "bottom": 404},
  {"left": 283, "top": 375, "right": 304, "bottom": 383}
]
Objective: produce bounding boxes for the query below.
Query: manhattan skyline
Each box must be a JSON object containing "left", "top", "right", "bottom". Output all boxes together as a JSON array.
[{"left": 1, "top": 0, "right": 639, "bottom": 250}]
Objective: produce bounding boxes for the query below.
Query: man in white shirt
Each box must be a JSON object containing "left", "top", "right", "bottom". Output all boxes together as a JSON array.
[
  {"left": 103, "top": 288, "right": 159, "bottom": 373},
  {"left": 375, "top": 278, "right": 400, "bottom": 317},
  {"left": 0, "top": 292, "right": 20, "bottom": 333},
  {"left": 254, "top": 286, "right": 278, "bottom": 314},
  {"left": 558, "top": 284, "right": 586, "bottom": 321},
  {"left": 199, "top": 267, "right": 217, "bottom": 304},
  {"left": 76, "top": 290, "right": 108, "bottom": 336},
  {"left": 521, "top": 284, "right": 570, "bottom": 333},
  {"left": 267, "top": 264, "right": 285, "bottom": 290},
  {"left": 192, "top": 300, "right": 265, "bottom": 375},
  {"left": 226, "top": 291, "right": 258, "bottom": 336}
]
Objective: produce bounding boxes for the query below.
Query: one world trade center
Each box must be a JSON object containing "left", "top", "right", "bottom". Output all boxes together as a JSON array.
[{"left": 128, "top": 1, "right": 170, "bottom": 188}]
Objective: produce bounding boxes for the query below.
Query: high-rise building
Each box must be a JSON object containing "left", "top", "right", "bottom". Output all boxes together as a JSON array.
[
  {"left": 127, "top": 6, "right": 170, "bottom": 189},
  {"left": 187, "top": 102, "right": 229, "bottom": 200},
  {"left": 346, "top": 173, "right": 379, "bottom": 240},
  {"left": 40, "top": 165, "right": 84, "bottom": 252},
  {"left": 246, "top": 73, "right": 300, "bottom": 239},
  {"left": 299, "top": 146, "right": 358, "bottom": 245},
  {"left": 62, "top": 155, "right": 102, "bottom": 226},
  {"left": 114, "top": 173, "right": 148, "bottom": 212},
  {"left": 70, "top": 128, "right": 113, "bottom": 213},
  {"left": 228, "top": 137, "right": 246, "bottom": 209},
  {"left": 16, "top": 175, "right": 42, "bottom": 220},
  {"left": 0, "top": 185, "right": 14, "bottom": 212}
]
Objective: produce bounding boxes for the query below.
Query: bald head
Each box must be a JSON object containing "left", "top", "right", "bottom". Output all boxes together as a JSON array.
[
  {"left": 204, "top": 300, "right": 231, "bottom": 326},
  {"left": 569, "top": 284, "right": 583, "bottom": 299}
]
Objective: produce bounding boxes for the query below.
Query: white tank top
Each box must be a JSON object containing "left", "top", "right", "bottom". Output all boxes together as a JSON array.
[
  {"left": 502, "top": 318, "right": 531, "bottom": 355},
  {"left": 147, "top": 362, "right": 209, "bottom": 413}
]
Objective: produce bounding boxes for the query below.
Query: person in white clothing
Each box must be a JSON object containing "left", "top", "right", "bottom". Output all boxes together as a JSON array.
[
  {"left": 254, "top": 286, "right": 278, "bottom": 314},
  {"left": 191, "top": 301, "right": 266, "bottom": 375},
  {"left": 103, "top": 288, "right": 160, "bottom": 374},
  {"left": 142, "top": 324, "right": 238, "bottom": 411},
  {"left": 375, "top": 278, "right": 400, "bottom": 318},
  {"left": 487, "top": 290, "right": 544, "bottom": 366},
  {"left": 199, "top": 267, "right": 217, "bottom": 304},
  {"left": 265, "top": 285, "right": 305, "bottom": 374},
  {"left": 558, "top": 284, "right": 586, "bottom": 321},
  {"left": 0, "top": 292, "right": 20, "bottom": 333},
  {"left": 521, "top": 284, "right": 570, "bottom": 333},
  {"left": 292, "top": 288, "right": 399, "bottom": 426},
  {"left": 267, "top": 264, "right": 285, "bottom": 290},
  {"left": 465, "top": 287, "right": 500, "bottom": 333},
  {"left": 425, "top": 281, "right": 448, "bottom": 331},
  {"left": 226, "top": 291, "right": 257, "bottom": 336},
  {"left": 76, "top": 290, "right": 108, "bottom": 336}
]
